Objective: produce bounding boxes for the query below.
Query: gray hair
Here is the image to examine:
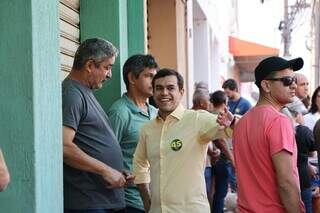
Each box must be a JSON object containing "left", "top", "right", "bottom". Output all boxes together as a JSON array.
[
  {"left": 72, "top": 38, "right": 118, "bottom": 70},
  {"left": 193, "top": 89, "right": 209, "bottom": 106},
  {"left": 194, "top": 81, "right": 209, "bottom": 91},
  {"left": 295, "top": 73, "right": 307, "bottom": 82}
]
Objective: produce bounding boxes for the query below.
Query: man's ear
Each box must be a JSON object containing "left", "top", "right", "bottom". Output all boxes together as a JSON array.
[
  {"left": 127, "top": 72, "right": 135, "bottom": 85},
  {"left": 180, "top": 88, "right": 185, "bottom": 96},
  {"left": 84, "top": 59, "right": 95, "bottom": 73},
  {"left": 260, "top": 80, "right": 271, "bottom": 93}
]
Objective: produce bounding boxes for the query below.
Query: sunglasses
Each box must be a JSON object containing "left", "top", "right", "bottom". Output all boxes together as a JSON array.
[{"left": 265, "top": 76, "right": 297, "bottom": 87}]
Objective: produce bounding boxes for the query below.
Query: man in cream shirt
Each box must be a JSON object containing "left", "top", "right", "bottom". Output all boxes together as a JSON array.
[{"left": 133, "top": 68, "right": 232, "bottom": 213}]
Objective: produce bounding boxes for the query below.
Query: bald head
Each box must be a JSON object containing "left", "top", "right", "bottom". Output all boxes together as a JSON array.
[{"left": 295, "top": 73, "right": 309, "bottom": 99}]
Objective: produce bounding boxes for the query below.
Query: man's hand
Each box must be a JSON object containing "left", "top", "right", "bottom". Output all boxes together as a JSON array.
[
  {"left": 101, "top": 167, "right": 126, "bottom": 188},
  {"left": 123, "top": 170, "right": 135, "bottom": 186},
  {"left": 308, "top": 163, "right": 318, "bottom": 179},
  {"left": 217, "top": 107, "right": 234, "bottom": 128},
  {"left": 63, "top": 126, "right": 127, "bottom": 188},
  {"left": 312, "top": 187, "right": 320, "bottom": 198}
]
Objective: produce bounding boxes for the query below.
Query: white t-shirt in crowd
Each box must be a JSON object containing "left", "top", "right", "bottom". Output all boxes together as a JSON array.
[{"left": 303, "top": 112, "right": 320, "bottom": 131}]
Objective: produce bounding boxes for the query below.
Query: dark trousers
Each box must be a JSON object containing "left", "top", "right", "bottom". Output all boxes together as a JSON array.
[
  {"left": 204, "top": 167, "right": 213, "bottom": 194},
  {"left": 212, "top": 160, "right": 230, "bottom": 213},
  {"left": 114, "top": 206, "right": 145, "bottom": 213},
  {"left": 228, "top": 164, "right": 237, "bottom": 192},
  {"left": 301, "top": 187, "right": 313, "bottom": 213}
]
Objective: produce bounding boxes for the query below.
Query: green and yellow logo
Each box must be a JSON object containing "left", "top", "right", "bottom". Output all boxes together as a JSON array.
[{"left": 170, "top": 139, "right": 183, "bottom": 151}]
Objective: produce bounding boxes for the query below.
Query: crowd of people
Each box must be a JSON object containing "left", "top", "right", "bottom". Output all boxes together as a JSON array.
[{"left": 2, "top": 37, "right": 320, "bottom": 213}]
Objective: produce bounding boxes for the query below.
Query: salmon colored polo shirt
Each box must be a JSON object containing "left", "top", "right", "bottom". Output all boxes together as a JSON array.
[{"left": 233, "top": 105, "right": 305, "bottom": 213}]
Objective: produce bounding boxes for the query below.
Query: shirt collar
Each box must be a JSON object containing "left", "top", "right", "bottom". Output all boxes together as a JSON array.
[
  {"left": 122, "top": 93, "right": 151, "bottom": 115},
  {"left": 157, "top": 104, "right": 185, "bottom": 121}
]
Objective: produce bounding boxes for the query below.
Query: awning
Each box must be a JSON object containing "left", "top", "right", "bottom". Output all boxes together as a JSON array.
[{"left": 229, "top": 36, "right": 279, "bottom": 81}]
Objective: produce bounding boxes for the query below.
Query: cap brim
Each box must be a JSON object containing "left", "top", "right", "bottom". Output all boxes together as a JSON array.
[{"left": 288, "top": 57, "right": 304, "bottom": 71}]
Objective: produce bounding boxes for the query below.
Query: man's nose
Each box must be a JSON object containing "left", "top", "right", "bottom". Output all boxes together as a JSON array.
[
  {"left": 161, "top": 88, "right": 168, "bottom": 95},
  {"left": 291, "top": 81, "right": 297, "bottom": 89},
  {"left": 106, "top": 70, "right": 112, "bottom": 79}
]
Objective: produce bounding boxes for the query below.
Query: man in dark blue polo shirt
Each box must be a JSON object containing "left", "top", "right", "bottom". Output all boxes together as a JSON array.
[{"left": 222, "top": 79, "right": 252, "bottom": 193}]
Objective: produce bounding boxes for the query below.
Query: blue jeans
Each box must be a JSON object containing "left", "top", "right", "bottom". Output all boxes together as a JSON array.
[
  {"left": 212, "top": 160, "right": 230, "bottom": 213},
  {"left": 64, "top": 210, "right": 113, "bottom": 213},
  {"left": 301, "top": 188, "right": 312, "bottom": 213},
  {"left": 227, "top": 163, "right": 237, "bottom": 192},
  {"left": 204, "top": 167, "right": 212, "bottom": 194}
]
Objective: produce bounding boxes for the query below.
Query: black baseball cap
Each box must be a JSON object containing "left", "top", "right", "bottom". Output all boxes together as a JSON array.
[{"left": 254, "top": 56, "right": 304, "bottom": 87}]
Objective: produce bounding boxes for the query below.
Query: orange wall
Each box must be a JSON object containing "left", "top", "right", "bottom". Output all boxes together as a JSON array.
[
  {"left": 147, "top": 0, "right": 177, "bottom": 68},
  {"left": 147, "top": 0, "right": 188, "bottom": 106}
]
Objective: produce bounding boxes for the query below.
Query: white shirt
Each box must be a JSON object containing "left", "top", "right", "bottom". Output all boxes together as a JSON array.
[{"left": 303, "top": 112, "right": 320, "bottom": 131}]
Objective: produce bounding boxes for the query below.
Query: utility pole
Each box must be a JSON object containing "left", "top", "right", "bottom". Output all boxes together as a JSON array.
[
  {"left": 283, "top": 0, "right": 291, "bottom": 57},
  {"left": 281, "top": 0, "right": 310, "bottom": 57}
]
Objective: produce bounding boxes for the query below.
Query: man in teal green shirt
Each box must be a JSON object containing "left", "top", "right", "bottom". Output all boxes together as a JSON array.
[{"left": 108, "top": 54, "right": 158, "bottom": 213}]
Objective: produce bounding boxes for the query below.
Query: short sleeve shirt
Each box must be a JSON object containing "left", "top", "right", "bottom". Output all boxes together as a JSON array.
[
  {"left": 228, "top": 97, "right": 252, "bottom": 115},
  {"left": 303, "top": 112, "right": 320, "bottom": 131},
  {"left": 62, "top": 78, "right": 125, "bottom": 210},
  {"left": 233, "top": 105, "right": 302, "bottom": 212},
  {"left": 133, "top": 105, "right": 227, "bottom": 213},
  {"left": 107, "top": 93, "right": 157, "bottom": 210},
  {"left": 295, "top": 125, "right": 316, "bottom": 189}
]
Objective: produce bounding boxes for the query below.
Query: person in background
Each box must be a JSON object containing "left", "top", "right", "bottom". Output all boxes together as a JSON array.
[
  {"left": 222, "top": 79, "right": 251, "bottom": 116},
  {"left": 284, "top": 104, "right": 316, "bottom": 213},
  {"left": 285, "top": 73, "right": 309, "bottom": 116},
  {"left": 314, "top": 119, "right": 320, "bottom": 172},
  {"left": 295, "top": 73, "right": 310, "bottom": 101},
  {"left": 222, "top": 79, "right": 251, "bottom": 193},
  {"left": 62, "top": 38, "right": 133, "bottom": 213},
  {"left": 0, "top": 149, "right": 10, "bottom": 192},
  {"left": 233, "top": 56, "right": 305, "bottom": 212},
  {"left": 210, "top": 90, "right": 235, "bottom": 213},
  {"left": 313, "top": 119, "right": 320, "bottom": 212},
  {"left": 108, "top": 54, "right": 158, "bottom": 213},
  {"left": 191, "top": 89, "right": 220, "bottom": 205},
  {"left": 304, "top": 86, "right": 320, "bottom": 131},
  {"left": 302, "top": 95, "right": 311, "bottom": 110},
  {"left": 191, "top": 89, "right": 212, "bottom": 112}
]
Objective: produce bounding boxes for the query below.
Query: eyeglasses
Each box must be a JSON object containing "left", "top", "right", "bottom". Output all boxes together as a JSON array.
[{"left": 265, "top": 76, "right": 297, "bottom": 87}]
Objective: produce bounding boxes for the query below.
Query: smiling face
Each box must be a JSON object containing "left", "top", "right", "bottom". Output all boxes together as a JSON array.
[
  {"left": 153, "top": 75, "right": 184, "bottom": 119},
  {"left": 87, "top": 56, "right": 115, "bottom": 89}
]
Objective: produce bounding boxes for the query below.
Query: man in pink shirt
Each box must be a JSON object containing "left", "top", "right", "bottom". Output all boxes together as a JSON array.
[{"left": 233, "top": 56, "right": 305, "bottom": 213}]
